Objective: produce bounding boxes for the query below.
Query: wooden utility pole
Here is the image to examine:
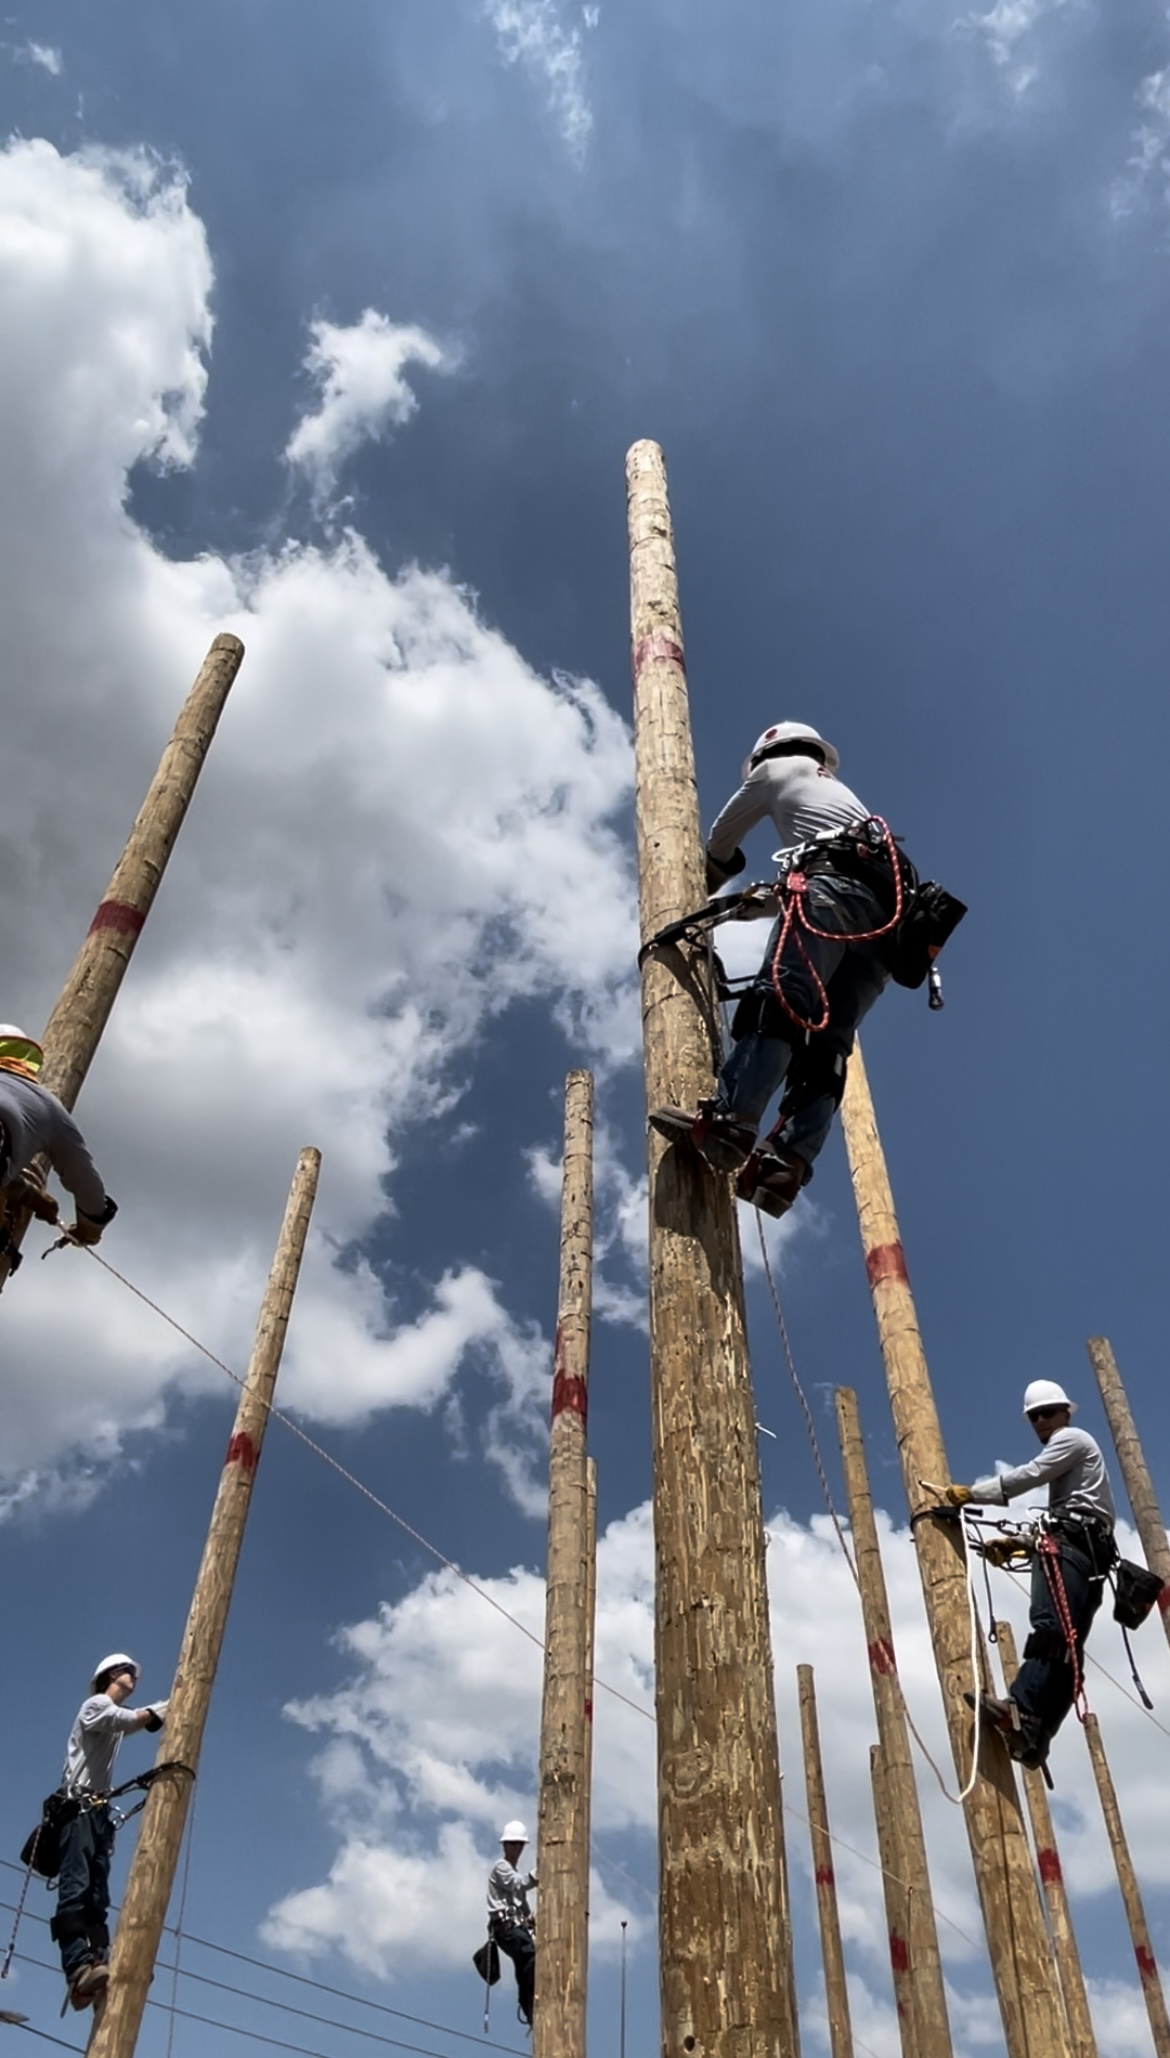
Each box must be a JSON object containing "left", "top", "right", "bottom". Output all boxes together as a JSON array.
[
  {"left": 1083, "top": 1714, "right": 1170, "bottom": 2057},
  {"left": 839, "top": 1043, "right": 1071, "bottom": 2058},
  {"left": 778, "top": 1782, "right": 803, "bottom": 2058},
  {"left": 1086, "top": 1337, "right": 1170, "bottom": 1648},
  {"left": 995, "top": 1622, "right": 1097, "bottom": 2058},
  {"left": 834, "top": 1388, "right": 951, "bottom": 2058},
  {"left": 798, "top": 1668, "right": 854, "bottom": 2058},
  {"left": 626, "top": 439, "right": 791, "bottom": 2058},
  {"left": 535, "top": 1070, "right": 596, "bottom": 2058},
  {"left": 87, "top": 1147, "right": 320, "bottom": 2058},
  {"left": 870, "top": 1747, "right": 918, "bottom": 2058},
  {"left": 0, "top": 633, "right": 244, "bottom": 1289}
]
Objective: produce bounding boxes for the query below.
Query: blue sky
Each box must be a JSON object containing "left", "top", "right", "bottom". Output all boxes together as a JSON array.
[{"left": 4, "top": 1, "right": 1170, "bottom": 2053}]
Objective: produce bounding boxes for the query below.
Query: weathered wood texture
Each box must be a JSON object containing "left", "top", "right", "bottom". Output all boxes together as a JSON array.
[
  {"left": 834, "top": 1388, "right": 951, "bottom": 2058},
  {"left": 869, "top": 1747, "right": 919, "bottom": 2058},
  {"left": 995, "top": 1623, "right": 1097, "bottom": 2058},
  {"left": 87, "top": 1147, "right": 319, "bottom": 2058},
  {"left": 798, "top": 1668, "right": 854, "bottom": 2058},
  {"left": 839, "top": 1042, "right": 1071, "bottom": 2058},
  {"left": 534, "top": 1071, "right": 596, "bottom": 2058},
  {"left": 626, "top": 439, "right": 791, "bottom": 2058},
  {"left": 1083, "top": 1714, "right": 1170, "bottom": 2058},
  {"left": 0, "top": 633, "right": 244, "bottom": 1290},
  {"left": 1086, "top": 1337, "right": 1170, "bottom": 1649}
]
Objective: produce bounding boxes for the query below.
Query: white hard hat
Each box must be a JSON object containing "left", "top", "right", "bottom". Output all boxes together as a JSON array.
[
  {"left": 91, "top": 1652, "right": 140, "bottom": 1692},
  {"left": 743, "top": 722, "right": 840, "bottom": 780},
  {"left": 500, "top": 1820, "right": 528, "bottom": 1844},
  {"left": 1022, "top": 1380, "right": 1075, "bottom": 1418}
]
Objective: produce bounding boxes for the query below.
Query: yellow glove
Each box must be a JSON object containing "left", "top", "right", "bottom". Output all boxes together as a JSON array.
[
  {"left": 945, "top": 1484, "right": 973, "bottom": 1508},
  {"left": 9, "top": 1175, "right": 59, "bottom": 1225}
]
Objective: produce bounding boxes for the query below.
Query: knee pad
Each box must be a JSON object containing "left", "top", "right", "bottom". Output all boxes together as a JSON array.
[
  {"left": 785, "top": 1041, "right": 848, "bottom": 1112},
  {"left": 1024, "top": 1627, "right": 1067, "bottom": 1663},
  {"left": 50, "top": 1912, "right": 91, "bottom": 1948},
  {"left": 729, "top": 990, "right": 797, "bottom": 1044}
]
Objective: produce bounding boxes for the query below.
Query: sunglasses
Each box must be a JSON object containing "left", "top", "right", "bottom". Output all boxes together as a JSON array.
[{"left": 1028, "top": 1406, "right": 1064, "bottom": 1421}]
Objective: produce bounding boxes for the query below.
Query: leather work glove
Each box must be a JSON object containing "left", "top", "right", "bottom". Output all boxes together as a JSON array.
[
  {"left": 705, "top": 845, "right": 747, "bottom": 895},
  {"left": 978, "top": 1536, "right": 1025, "bottom": 1569},
  {"left": 11, "top": 1175, "right": 59, "bottom": 1225},
  {"left": 944, "top": 1484, "right": 974, "bottom": 1508},
  {"left": 142, "top": 1700, "right": 169, "bottom": 1732}
]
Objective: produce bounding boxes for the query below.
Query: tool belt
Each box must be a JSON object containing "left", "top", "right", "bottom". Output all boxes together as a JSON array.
[{"left": 1043, "top": 1513, "right": 1116, "bottom": 1576}]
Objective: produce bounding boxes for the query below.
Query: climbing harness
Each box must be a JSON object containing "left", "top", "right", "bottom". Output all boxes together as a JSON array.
[
  {"left": 639, "top": 816, "right": 966, "bottom": 1014},
  {"left": 4, "top": 1762, "right": 195, "bottom": 1980}
]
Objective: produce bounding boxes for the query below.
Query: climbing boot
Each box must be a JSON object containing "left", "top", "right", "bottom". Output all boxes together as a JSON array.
[
  {"left": 963, "top": 1689, "right": 1020, "bottom": 1737},
  {"left": 737, "top": 1145, "right": 808, "bottom": 1219},
  {"left": 648, "top": 1102, "right": 757, "bottom": 1175},
  {"left": 68, "top": 1962, "right": 109, "bottom": 2011}
]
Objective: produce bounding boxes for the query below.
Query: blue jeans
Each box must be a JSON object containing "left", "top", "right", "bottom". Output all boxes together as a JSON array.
[
  {"left": 1011, "top": 1536, "right": 1106, "bottom": 1751},
  {"left": 492, "top": 1920, "right": 535, "bottom": 2024},
  {"left": 718, "top": 872, "right": 891, "bottom": 1164},
  {"left": 53, "top": 1802, "right": 115, "bottom": 1979}
]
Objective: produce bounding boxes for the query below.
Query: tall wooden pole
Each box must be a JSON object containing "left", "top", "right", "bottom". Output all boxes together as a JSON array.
[
  {"left": 87, "top": 1147, "right": 320, "bottom": 2058},
  {"left": 535, "top": 1071, "right": 595, "bottom": 2058},
  {"left": 995, "top": 1623, "right": 1097, "bottom": 2058},
  {"left": 839, "top": 1043, "right": 1071, "bottom": 2058},
  {"left": 798, "top": 1667, "right": 854, "bottom": 2058},
  {"left": 0, "top": 633, "right": 244, "bottom": 1288},
  {"left": 1083, "top": 1714, "right": 1170, "bottom": 2058},
  {"left": 870, "top": 1747, "right": 918, "bottom": 2058},
  {"left": 834, "top": 1388, "right": 951, "bottom": 2058},
  {"left": 778, "top": 1780, "right": 803, "bottom": 2058},
  {"left": 1086, "top": 1337, "right": 1170, "bottom": 1649},
  {"left": 627, "top": 439, "right": 791, "bottom": 2058}
]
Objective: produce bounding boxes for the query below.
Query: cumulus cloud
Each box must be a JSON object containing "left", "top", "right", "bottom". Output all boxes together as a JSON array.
[
  {"left": 285, "top": 311, "right": 455, "bottom": 504},
  {"left": 482, "top": 0, "right": 595, "bottom": 162},
  {"left": 962, "top": 0, "right": 1077, "bottom": 96},
  {"left": 259, "top": 1492, "right": 1170, "bottom": 2047},
  {"left": 0, "top": 136, "right": 637, "bottom": 1502}
]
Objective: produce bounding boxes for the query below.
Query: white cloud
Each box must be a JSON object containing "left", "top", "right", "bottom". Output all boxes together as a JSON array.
[
  {"left": 0, "top": 136, "right": 638, "bottom": 1500},
  {"left": 260, "top": 1495, "right": 1170, "bottom": 2048},
  {"left": 19, "top": 42, "right": 63, "bottom": 75},
  {"left": 961, "top": 0, "right": 1077, "bottom": 96},
  {"left": 285, "top": 310, "right": 455, "bottom": 504},
  {"left": 482, "top": 0, "right": 595, "bottom": 162},
  {"left": 1112, "top": 63, "right": 1170, "bottom": 220}
]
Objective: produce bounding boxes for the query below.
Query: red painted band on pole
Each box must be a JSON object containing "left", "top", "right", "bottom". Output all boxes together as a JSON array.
[
  {"left": 1037, "top": 1848, "right": 1063, "bottom": 1886},
  {"left": 632, "top": 631, "right": 686, "bottom": 679},
  {"left": 866, "top": 1241, "right": 909, "bottom": 1289},
  {"left": 1157, "top": 1586, "right": 1170, "bottom": 1617},
  {"left": 1136, "top": 1944, "right": 1159, "bottom": 1983},
  {"left": 889, "top": 1934, "right": 909, "bottom": 1975},
  {"left": 584, "top": 1698, "right": 594, "bottom": 1724},
  {"left": 225, "top": 1432, "right": 259, "bottom": 1471},
  {"left": 867, "top": 1636, "right": 896, "bottom": 1676},
  {"left": 88, "top": 900, "right": 146, "bottom": 938},
  {"left": 552, "top": 1371, "right": 588, "bottom": 1423},
  {"left": 814, "top": 1866, "right": 834, "bottom": 1887}
]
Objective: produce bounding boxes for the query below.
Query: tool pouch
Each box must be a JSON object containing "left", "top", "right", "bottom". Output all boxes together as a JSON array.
[
  {"left": 884, "top": 882, "right": 967, "bottom": 989},
  {"left": 472, "top": 1940, "right": 501, "bottom": 1985},
  {"left": 20, "top": 1793, "right": 79, "bottom": 1879},
  {"left": 1113, "top": 1560, "right": 1165, "bottom": 1630}
]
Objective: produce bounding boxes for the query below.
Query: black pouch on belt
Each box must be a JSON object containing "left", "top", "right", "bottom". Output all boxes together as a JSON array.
[
  {"left": 1113, "top": 1560, "right": 1165, "bottom": 1630},
  {"left": 884, "top": 881, "right": 967, "bottom": 989}
]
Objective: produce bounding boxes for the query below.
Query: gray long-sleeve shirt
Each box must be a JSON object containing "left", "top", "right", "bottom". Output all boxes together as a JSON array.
[
  {"left": 61, "top": 1694, "right": 144, "bottom": 1797},
  {"left": 0, "top": 1073, "right": 107, "bottom": 1216},
  {"left": 971, "top": 1426, "right": 1116, "bottom": 1530},
  {"left": 487, "top": 1858, "right": 537, "bottom": 1926},
  {"left": 707, "top": 756, "right": 872, "bottom": 864}
]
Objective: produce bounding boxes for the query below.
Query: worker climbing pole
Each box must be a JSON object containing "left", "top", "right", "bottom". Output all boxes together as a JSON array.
[
  {"left": 87, "top": 1146, "right": 320, "bottom": 2058},
  {"left": 839, "top": 1043, "right": 1073, "bottom": 2058},
  {"left": 534, "top": 1070, "right": 596, "bottom": 2058},
  {"left": 0, "top": 632, "right": 244, "bottom": 1289},
  {"left": 626, "top": 440, "right": 794, "bottom": 2058}
]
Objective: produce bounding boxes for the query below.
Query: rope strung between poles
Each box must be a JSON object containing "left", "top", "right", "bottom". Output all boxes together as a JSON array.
[{"left": 69, "top": 1246, "right": 656, "bottom": 1730}]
